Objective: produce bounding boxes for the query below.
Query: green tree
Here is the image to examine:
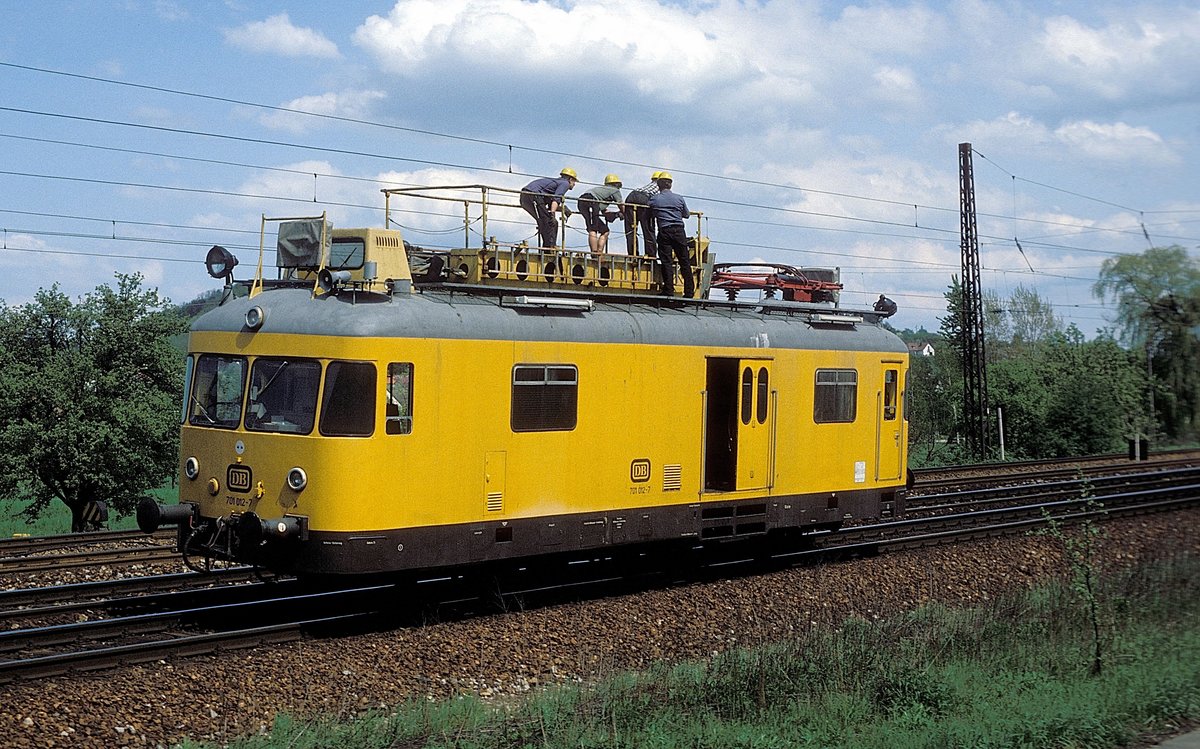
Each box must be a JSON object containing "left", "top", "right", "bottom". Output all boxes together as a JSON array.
[
  {"left": 0, "top": 273, "right": 189, "bottom": 530},
  {"left": 937, "top": 275, "right": 965, "bottom": 372},
  {"left": 1094, "top": 246, "right": 1200, "bottom": 440},
  {"left": 905, "top": 349, "right": 964, "bottom": 466},
  {"left": 990, "top": 327, "right": 1148, "bottom": 459},
  {"left": 985, "top": 284, "right": 1062, "bottom": 354}
]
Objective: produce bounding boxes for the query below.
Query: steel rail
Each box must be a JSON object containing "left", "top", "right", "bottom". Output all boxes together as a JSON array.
[
  {"left": 0, "top": 616, "right": 360, "bottom": 682},
  {"left": 0, "top": 528, "right": 174, "bottom": 554},
  {"left": 0, "top": 574, "right": 291, "bottom": 626},
  {"left": 0, "top": 567, "right": 265, "bottom": 614},
  {"left": 909, "top": 447, "right": 1200, "bottom": 482},
  {"left": 0, "top": 544, "right": 181, "bottom": 574},
  {"left": 910, "top": 454, "right": 1200, "bottom": 494},
  {"left": 0, "top": 583, "right": 393, "bottom": 662},
  {"left": 907, "top": 466, "right": 1200, "bottom": 513}
]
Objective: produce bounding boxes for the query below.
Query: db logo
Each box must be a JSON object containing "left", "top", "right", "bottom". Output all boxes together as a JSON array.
[
  {"left": 227, "top": 465, "right": 253, "bottom": 493},
  {"left": 630, "top": 459, "right": 651, "bottom": 483}
]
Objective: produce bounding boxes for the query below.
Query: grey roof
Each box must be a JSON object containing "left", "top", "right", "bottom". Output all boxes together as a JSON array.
[{"left": 192, "top": 286, "right": 907, "bottom": 355}]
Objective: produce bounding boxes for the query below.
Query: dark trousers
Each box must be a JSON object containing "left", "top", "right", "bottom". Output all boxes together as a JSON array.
[
  {"left": 578, "top": 195, "right": 608, "bottom": 234},
  {"left": 656, "top": 223, "right": 694, "bottom": 297},
  {"left": 623, "top": 191, "right": 657, "bottom": 256},
  {"left": 520, "top": 191, "right": 558, "bottom": 248}
]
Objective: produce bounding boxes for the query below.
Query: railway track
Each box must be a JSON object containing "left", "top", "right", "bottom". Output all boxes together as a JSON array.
[
  {"left": 0, "top": 529, "right": 178, "bottom": 577},
  {"left": 910, "top": 449, "right": 1200, "bottom": 493},
  {"left": 1, "top": 463, "right": 1196, "bottom": 685},
  {"left": 0, "top": 567, "right": 275, "bottom": 622},
  {"left": 906, "top": 465, "right": 1200, "bottom": 515},
  {"left": 0, "top": 528, "right": 174, "bottom": 555}
]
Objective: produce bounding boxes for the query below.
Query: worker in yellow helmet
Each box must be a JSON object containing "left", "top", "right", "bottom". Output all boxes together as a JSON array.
[
  {"left": 576, "top": 173, "right": 623, "bottom": 254},
  {"left": 648, "top": 171, "right": 695, "bottom": 298},
  {"left": 622, "top": 171, "right": 664, "bottom": 256},
  {"left": 520, "top": 167, "right": 579, "bottom": 248}
]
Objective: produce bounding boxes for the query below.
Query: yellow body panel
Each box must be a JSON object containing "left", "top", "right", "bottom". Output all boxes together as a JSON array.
[{"left": 180, "top": 331, "right": 907, "bottom": 534}]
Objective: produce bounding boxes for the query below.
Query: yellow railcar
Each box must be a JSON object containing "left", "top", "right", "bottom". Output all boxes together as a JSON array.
[{"left": 140, "top": 194, "right": 908, "bottom": 576}]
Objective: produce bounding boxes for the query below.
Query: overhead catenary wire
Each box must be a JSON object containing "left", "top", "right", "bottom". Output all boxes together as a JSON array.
[
  {"left": 2, "top": 61, "right": 1188, "bottom": 257},
  {"left": 0, "top": 63, "right": 1188, "bottom": 333},
  {"left": 3, "top": 108, "right": 1195, "bottom": 250},
  {"left": 2, "top": 164, "right": 1157, "bottom": 276},
  {"left": 5, "top": 61, "right": 1169, "bottom": 242}
]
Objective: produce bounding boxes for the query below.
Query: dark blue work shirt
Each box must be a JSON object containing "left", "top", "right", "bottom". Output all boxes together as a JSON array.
[
  {"left": 649, "top": 189, "right": 690, "bottom": 227},
  {"left": 524, "top": 177, "right": 572, "bottom": 199}
]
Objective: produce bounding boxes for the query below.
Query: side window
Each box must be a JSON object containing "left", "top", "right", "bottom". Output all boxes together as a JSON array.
[
  {"left": 883, "top": 370, "right": 898, "bottom": 421},
  {"left": 512, "top": 364, "right": 578, "bottom": 432},
  {"left": 756, "top": 367, "right": 769, "bottom": 424},
  {"left": 814, "top": 369, "right": 858, "bottom": 423},
  {"left": 190, "top": 354, "right": 247, "bottom": 429},
  {"left": 386, "top": 362, "right": 413, "bottom": 435},
  {"left": 320, "top": 361, "right": 376, "bottom": 437}
]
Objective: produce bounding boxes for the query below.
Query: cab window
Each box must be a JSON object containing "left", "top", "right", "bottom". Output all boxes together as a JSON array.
[
  {"left": 244, "top": 358, "right": 321, "bottom": 434},
  {"left": 814, "top": 369, "right": 857, "bottom": 423},
  {"left": 189, "top": 354, "right": 247, "bottom": 429},
  {"left": 320, "top": 361, "right": 376, "bottom": 436},
  {"left": 386, "top": 362, "right": 413, "bottom": 435},
  {"left": 329, "top": 238, "right": 365, "bottom": 269}
]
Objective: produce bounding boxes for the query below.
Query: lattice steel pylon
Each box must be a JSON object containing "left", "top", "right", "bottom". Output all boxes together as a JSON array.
[{"left": 958, "top": 143, "right": 989, "bottom": 459}]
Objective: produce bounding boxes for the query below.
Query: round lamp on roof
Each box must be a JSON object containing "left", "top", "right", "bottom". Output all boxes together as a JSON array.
[{"left": 205, "top": 245, "right": 239, "bottom": 281}]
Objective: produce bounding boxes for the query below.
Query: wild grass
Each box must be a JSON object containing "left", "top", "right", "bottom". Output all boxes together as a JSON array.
[
  {"left": 0, "top": 485, "right": 176, "bottom": 537},
  {"left": 191, "top": 552, "right": 1200, "bottom": 749}
]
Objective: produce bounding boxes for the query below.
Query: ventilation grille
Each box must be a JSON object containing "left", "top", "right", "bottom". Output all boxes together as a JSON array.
[
  {"left": 663, "top": 464, "right": 682, "bottom": 492},
  {"left": 378, "top": 235, "right": 401, "bottom": 247},
  {"left": 486, "top": 492, "right": 503, "bottom": 513}
]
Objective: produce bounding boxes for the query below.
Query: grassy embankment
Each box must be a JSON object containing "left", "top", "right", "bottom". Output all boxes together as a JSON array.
[{"left": 189, "top": 552, "right": 1200, "bottom": 749}]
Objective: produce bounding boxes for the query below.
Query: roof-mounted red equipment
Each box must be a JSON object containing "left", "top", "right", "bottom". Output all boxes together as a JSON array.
[{"left": 710, "top": 263, "right": 843, "bottom": 303}]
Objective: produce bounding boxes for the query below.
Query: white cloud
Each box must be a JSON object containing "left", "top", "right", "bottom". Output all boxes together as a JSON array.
[
  {"left": 259, "top": 90, "right": 388, "bottom": 132},
  {"left": 871, "top": 65, "right": 922, "bottom": 109},
  {"left": 947, "top": 111, "right": 1176, "bottom": 166},
  {"left": 353, "top": 0, "right": 738, "bottom": 103},
  {"left": 1053, "top": 120, "right": 1175, "bottom": 165},
  {"left": 1028, "top": 10, "right": 1200, "bottom": 102},
  {"left": 154, "top": 1, "right": 189, "bottom": 21},
  {"left": 347, "top": 0, "right": 967, "bottom": 133},
  {"left": 224, "top": 14, "right": 340, "bottom": 59},
  {"left": 234, "top": 160, "right": 346, "bottom": 204}
]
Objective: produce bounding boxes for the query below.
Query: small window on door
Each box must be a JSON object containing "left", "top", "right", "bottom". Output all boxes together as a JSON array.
[
  {"left": 741, "top": 367, "right": 753, "bottom": 425},
  {"left": 883, "top": 370, "right": 897, "bottom": 421},
  {"left": 756, "top": 367, "right": 769, "bottom": 424}
]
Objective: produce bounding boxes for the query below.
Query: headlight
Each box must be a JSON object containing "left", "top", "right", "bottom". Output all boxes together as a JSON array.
[
  {"left": 184, "top": 457, "right": 200, "bottom": 480},
  {"left": 286, "top": 467, "right": 308, "bottom": 492},
  {"left": 245, "top": 305, "right": 266, "bottom": 330}
]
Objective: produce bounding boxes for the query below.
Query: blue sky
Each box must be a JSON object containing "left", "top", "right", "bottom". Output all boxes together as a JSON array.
[{"left": 2, "top": 0, "right": 1198, "bottom": 336}]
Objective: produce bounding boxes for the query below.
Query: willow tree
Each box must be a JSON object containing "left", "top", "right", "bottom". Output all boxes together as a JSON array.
[{"left": 1094, "top": 246, "right": 1200, "bottom": 440}]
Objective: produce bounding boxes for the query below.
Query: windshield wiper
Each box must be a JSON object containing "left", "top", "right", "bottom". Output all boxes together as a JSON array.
[
  {"left": 190, "top": 395, "right": 217, "bottom": 424},
  {"left": 255, "top": 360, "right": 289, "bottom": 399}
]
